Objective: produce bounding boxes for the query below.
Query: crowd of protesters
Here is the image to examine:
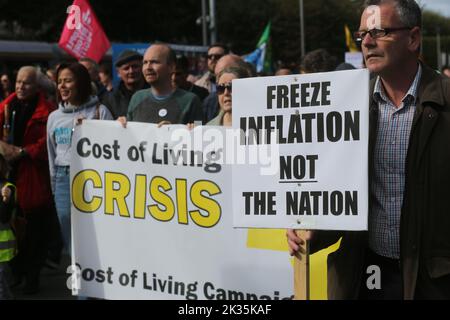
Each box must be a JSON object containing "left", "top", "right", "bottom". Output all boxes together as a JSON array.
[
  {"left": 0, "top": 43, "right": 355, "bottom": 299},
  {"left": 0, "top": 0, "right": 450, "bottom": 301}
]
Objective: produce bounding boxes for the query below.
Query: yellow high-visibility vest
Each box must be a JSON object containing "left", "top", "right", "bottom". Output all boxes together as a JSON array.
[{"left": 0, "top": 182, "right": 16, "bottom": 263}]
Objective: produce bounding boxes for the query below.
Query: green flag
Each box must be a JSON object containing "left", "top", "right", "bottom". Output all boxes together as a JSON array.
[{"left": 244, "top": 22, "right": 272, "bottom": 73}]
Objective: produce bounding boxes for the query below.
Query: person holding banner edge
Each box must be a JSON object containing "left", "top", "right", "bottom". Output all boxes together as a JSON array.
[
  {"left": 47, "top": 63, "right": 113, "bottom": 255},
  {"left": 287, "top": 0, "right": 450, "bottom": 300}
]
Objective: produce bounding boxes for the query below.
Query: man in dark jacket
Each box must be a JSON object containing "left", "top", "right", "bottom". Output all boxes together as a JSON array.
[
  {"left": 202, "top": 54, "right": 251, "bottom": 123},
  {"left": 102, "top": 50, "right": 147, "bottom": 119},
  {"left": 288, "top": 0, "right": 450, "bottom": 300},
  {"left": 172, "top": 55, "right": 209, "bottom": 103}
]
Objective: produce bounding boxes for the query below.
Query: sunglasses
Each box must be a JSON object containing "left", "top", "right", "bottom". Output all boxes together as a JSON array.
[
  {"left": 207, "top": 54, "right": 223, "bottom": 61},
  {"left": 217, "top": 83, "right": 232, "bottom": 95}
]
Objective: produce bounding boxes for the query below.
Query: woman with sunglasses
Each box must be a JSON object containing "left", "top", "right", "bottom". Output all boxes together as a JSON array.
[
  {"left": 207, "top": 66, "right": 249, "bottom": 127},
  {"left": 47, "top": 62, "right": 113, "bottom": 254}
]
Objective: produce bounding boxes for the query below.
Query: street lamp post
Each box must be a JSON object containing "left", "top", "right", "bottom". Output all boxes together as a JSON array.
[{"left": 209, "top": 0, "right": 217, "bottom": 44}]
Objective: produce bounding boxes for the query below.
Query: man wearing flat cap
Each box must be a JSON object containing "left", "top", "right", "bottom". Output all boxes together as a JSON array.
[{"left": 102, "top": 49, "right": 148, "bottom": 119}]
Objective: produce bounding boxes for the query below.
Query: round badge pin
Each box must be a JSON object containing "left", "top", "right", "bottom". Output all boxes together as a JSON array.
[{"left": 159, "top": 109, "right": 168, "bottom": 117}]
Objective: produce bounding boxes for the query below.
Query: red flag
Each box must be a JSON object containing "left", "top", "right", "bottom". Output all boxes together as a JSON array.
[{"left": 58, "top": 0, "right": 110, "bottom": 62}]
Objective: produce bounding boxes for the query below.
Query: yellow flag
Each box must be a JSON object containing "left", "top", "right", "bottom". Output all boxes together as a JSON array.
[{"left": 345, "top": 25, "right": 359, "bottom": 52}]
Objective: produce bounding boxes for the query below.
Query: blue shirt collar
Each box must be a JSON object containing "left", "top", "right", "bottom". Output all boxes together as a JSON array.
[{"left": 373, "top": 63, "right": 422, "bottom": 107}]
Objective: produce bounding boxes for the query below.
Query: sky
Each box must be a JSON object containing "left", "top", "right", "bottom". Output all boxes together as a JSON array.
[{"left": 418, "top": 0, "right": 450, "bottom": 18}]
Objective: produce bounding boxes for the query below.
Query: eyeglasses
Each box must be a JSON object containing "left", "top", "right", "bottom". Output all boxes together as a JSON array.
[
  {"left": 353, "top": 27, "right": 412, "bottom": 43},
  {"left": 207, "top": 54, "right": 223, "bottom": 61},
  {"left": 216, "top": 83, "right": 232, "bottom": 95}
]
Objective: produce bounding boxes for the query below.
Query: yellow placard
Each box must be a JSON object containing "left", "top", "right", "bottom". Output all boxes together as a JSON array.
[{"left": 247, "top": 229, "right": 342, "bottom": 300}]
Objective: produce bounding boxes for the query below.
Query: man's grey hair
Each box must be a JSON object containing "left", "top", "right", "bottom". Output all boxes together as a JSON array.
[
  {"left": 363, "top": 0, "right": 422, "bottom": 28},
  {"left": 18, "top": 66, "right": 55, "bottom": 93},
  {"left": 17, "top": 66, "right": 40, "bottom": 84}
]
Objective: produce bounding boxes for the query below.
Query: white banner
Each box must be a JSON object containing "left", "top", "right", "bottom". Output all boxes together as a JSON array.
[
  {"left": 69, "top": 121, "right": 293, "bottom": 299},
  {"left": 232, "top": 69, "right": 369, "bottom": 230}
]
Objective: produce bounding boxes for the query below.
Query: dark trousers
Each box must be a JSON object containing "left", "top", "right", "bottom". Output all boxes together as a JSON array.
[
  {"left": 10, "top": 203, "right": 54, "bottom": 287},
  {"left": 414, "top": 267, "right": 450, "bottom": 300},
  {"left": 359, "top": 249, "right": 403, "bottom": 300},
  {"left": 47, "top": 201, "right": 63, "bottom": 263},
  {"left": 358, "top": 249, "right": 450, "bottom": 299}
]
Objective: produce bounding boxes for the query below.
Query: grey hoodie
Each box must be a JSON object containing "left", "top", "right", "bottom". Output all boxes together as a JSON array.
[{"left": 47, "top": 96, "right": 113, "bottom": 193}]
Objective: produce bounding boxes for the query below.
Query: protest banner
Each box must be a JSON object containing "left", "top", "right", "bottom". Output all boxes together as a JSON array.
[
  {"left": 232, "top": 69, "right": 369, "bottom": 231},
  {"left": 69, "top": 121, "right": 293, "bottom": 300},
  {"left": 231, "top": 69, "right": 369, "bottom": 299}
]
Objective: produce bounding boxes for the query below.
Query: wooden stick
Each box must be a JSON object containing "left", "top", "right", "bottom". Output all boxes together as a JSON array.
[
  {"left": 294, "top": 230, "right": 310, "bottom": 300},
  {"left": 3, "top": 104, "right": 10, "bottom": 142}
]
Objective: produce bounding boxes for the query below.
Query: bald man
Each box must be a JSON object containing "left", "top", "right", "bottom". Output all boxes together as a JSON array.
[
  {"left": 119, "top": 44, "right": 202, "bottom": 126},
  {"left": 0, "top": 66, "right": 56, "bottom": 294},
  {"left": 202, "top": 54, "right": 251, "bottom": 123}
]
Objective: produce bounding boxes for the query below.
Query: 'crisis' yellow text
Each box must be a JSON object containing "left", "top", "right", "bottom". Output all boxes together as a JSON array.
[{"left": 72, "top": 170, "right": 222, "bottom": 228}]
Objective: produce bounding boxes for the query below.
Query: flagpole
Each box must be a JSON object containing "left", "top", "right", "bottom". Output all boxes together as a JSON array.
[
  {"left": 201, "top": 0, "right": 208, "bottom": 46},
  {"left": 209, "top": 0, "right": 217, "bottom": 44},
  {"left": 299, "top": 0, "right": 305, "bottom": 57}
]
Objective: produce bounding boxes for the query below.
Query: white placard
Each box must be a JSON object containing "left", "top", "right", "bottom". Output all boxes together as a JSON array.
[{"left": 232, "top": 69, "right": 369, "bottom": 230}]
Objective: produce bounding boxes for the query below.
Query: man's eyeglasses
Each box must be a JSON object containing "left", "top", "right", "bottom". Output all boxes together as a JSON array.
[
  {"left": 216, "top": 83, "right": 232, "bottom": 95},
  {"left": 353, "top": 27, "right": 412, "bottom": 43},
  {"left": 207, "top": 54, "right": 223, "bottom": 61}
]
